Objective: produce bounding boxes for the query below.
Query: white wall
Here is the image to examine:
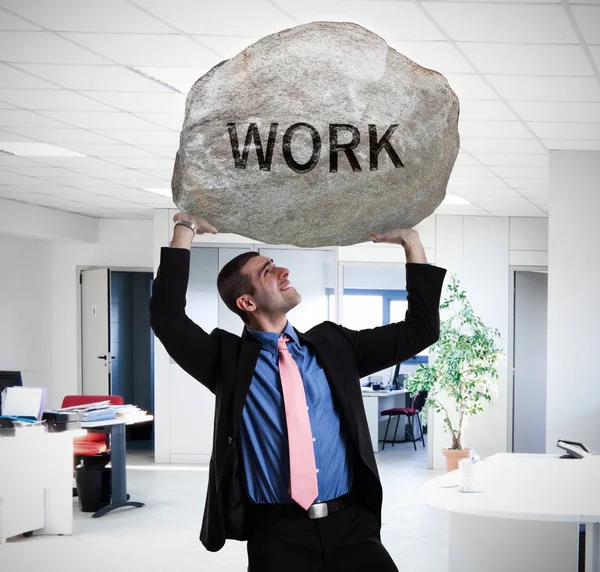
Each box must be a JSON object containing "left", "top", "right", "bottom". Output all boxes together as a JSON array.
[
  {"left": 547, "top": 150, "right": 600, "bottom": 453},
  {"left": 0, "top": 235, "right": 54, "bottom": 393},
  {"left": 0, "top": 201, "right": 154, "bottom": 410}
]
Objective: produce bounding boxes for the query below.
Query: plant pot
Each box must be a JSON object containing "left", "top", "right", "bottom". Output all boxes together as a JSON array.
[{"left": 442, "top": 448, "right": 471, "bottom": 472}]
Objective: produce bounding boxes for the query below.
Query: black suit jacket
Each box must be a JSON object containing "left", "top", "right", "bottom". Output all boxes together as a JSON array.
[{"left": 149, "top": 247, "right": 446, "bottom": 552}]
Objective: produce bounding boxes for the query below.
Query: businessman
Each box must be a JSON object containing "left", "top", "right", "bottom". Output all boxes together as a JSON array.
[{"left": 149, "top": 213, "right": 446, "bottom": 572}]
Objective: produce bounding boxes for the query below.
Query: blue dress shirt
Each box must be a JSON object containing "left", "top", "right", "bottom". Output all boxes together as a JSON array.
[{"left": 240, "top": 322, "right": 353, "bottom": 505}]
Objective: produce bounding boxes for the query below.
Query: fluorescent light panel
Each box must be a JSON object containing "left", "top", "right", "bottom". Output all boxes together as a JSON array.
[
  {"left": 442, "top": 193, "right": 471, "bottom": 205},
  {"left": 0, "top": 142, "right": 86, "bottom": 157}
]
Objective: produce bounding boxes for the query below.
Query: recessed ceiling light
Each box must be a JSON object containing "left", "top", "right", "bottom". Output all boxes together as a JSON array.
[
  {"left": 143, "top": 188, "right": 172, "bottom": 197},
  {"left": 442, "top": 193, "right": 471, "bottom": 205},
  {"left": 0, "top": 142, "right": 86, "bottom": 157}
]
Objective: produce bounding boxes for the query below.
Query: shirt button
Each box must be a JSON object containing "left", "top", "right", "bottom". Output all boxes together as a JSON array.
[
  {"left": 313, "top": 438, "right": 316, "bottom": 442},
  {"left": 228, "top": 436, "right": 233, "bottom": 445},
  {"left": 316, "top": 469, "right": 320, "bottom": 473}
]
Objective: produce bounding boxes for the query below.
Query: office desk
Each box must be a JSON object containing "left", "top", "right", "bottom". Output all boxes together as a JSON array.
[
  {"left": 82, "top": 415, "right": 153, "bottom": 518},
  {"left": 0, "top": 427, "right": 85, "bottom": 543},
  {"left": 422, "top": 453, "right": 600, "bottom": 572},
  {"left": 361, "top": 389, "right": 408, "bottom": 452}
]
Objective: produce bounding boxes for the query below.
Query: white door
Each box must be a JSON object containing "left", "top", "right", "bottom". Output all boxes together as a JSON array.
[
  {"left": 513, "top": 271, "right": 548, "bottom": 454},
  {"left": 81, "top": 268, "right": 111, "bottom": 395}
]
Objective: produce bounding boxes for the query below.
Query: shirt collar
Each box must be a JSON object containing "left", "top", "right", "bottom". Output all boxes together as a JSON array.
[{"left": 247, "top": 321, "right": 300, "bottom": 356}]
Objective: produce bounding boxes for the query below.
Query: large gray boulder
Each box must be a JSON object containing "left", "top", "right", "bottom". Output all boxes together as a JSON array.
[{"left": 173, "top": 21, "right": 459, "bottom": 247}]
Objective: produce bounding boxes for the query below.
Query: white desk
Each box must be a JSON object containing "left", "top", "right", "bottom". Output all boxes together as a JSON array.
[
  {"left": 422, "top": 453, "right": 600, "bottom": 572},
  {"left": 0, "top": 427, "right": 85, "bottom": 543},
  {"left": 361, "top": 389, "right": 408, "bottom": 452}
]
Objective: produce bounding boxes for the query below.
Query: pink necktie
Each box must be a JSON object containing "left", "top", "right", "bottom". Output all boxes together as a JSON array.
[{"left": 277, "top": 336, "right": 319, "bottom": 510}]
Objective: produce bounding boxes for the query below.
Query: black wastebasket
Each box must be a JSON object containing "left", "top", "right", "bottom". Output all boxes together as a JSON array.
[{"left": 75, "top": 465, "right": 111, "bottom": 512}]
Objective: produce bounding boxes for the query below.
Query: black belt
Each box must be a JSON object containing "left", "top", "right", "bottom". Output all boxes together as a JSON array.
[{"left": 255, "top": 492, "right": 355, "bottom": 520}]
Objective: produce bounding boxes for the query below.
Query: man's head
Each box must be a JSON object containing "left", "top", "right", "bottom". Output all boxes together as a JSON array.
[{"left": 217, "top": 252, "right": 301, "bottom": 326}]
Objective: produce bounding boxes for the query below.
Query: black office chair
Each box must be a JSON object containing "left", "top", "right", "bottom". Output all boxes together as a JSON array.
[{"left": 380, "top": 390, "right": 428, "bottom": 451}]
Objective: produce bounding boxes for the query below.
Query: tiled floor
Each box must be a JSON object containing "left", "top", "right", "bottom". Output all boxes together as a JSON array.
[{"left": 1, "top": 443, "right": 448, "bottom": 571}]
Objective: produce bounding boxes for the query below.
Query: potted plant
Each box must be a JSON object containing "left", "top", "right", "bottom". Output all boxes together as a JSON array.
[{"left": 405, "top": 274, "right": 504, "bottom": 471}]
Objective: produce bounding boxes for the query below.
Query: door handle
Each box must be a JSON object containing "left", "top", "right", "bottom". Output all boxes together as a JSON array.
[{"left": 97, "top": 355, "right": 116, "bottom": 360}]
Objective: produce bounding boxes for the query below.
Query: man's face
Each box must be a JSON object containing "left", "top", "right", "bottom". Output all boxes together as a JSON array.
[{"left": 241, "top": 255, "right": 302, "bottom": 317}]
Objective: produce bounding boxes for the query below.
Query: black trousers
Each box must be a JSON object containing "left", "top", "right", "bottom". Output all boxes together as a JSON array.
[{"left": 247, "top": 505, "right": 399, "bottom": 572}]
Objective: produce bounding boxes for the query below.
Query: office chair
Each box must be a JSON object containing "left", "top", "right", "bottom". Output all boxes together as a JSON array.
[{"left": 380, "top": 390, "right": 428, "bottom": 451}]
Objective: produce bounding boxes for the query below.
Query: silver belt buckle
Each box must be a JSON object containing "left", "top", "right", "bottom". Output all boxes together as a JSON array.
[{"left": 308, "top": 502, "right": 328, "bottom": 519}]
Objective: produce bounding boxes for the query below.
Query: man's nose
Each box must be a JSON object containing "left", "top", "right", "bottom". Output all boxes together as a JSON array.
[{"left": 277, "top": 266, "right": 289, "bottom": 279}]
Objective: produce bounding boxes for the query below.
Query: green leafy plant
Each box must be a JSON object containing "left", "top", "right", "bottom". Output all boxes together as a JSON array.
[{"left": 405, "top": 274, "right": 504, "bottom": 450}]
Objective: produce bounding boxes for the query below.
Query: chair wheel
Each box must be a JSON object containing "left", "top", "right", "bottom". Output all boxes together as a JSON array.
[{"left": 23, "top": 531, "right": 34, "bottom": 538}]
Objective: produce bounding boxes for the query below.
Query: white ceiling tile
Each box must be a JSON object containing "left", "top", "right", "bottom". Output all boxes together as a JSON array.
[
  {"left": 461, "top": 138, "right": 546, "bottom": 153},
  {"left": 135, "top": 145, "right": 177, "bottom": 158},
  {"left": 89, "top": 130, "right": 179, "bottom": 146},
  {"left": 454, "top": 188, "right": 522, "bottom": 200},
  {"left": 422, "top": 2, "right": 577, "bottom": 43},
  {"left": 38, "top": 111, "right": 159, "bottom": 130},
  {"left": 138, "top": 169, "right": 171, "bottom": 180},
  {"left": 474, "top": 197, "right": 534, "bottom": 207},
  {"left": 487, "top": 76, "right": 600, "bottom": 102},
  {"left": 519, "top": 188, "right": 549, "bottom": 198},
  {"left": 63, "top": 33, "right": 221, "bottom": 68},
  {"left": 192, "top": 35, "right": 261, "bottom": 60},
  {"left": 134, "top": 113, "right": 183, "bottom": 130},
  {"left": 0, "top": 109, "right": 72, "bottom": 128},
  {"left": 79, "top": 168, "right": 159, "bottom": 180},
  {"left": 528, "top": 122, "right": 600, "bottom": 141},
  {"left": 1, "top": 165, "right": 83, "bottom": 178},
  {"left": 444, "top": 74, "right": 497, "bottom": 100},
  {"left": 79, "top": 91, "right": 186, "bottom": 114},
  {"left": 487, "top": 207, "right": 547, "bottom": 217},
  {"left": 543, "top": 140, "right": 600, "bottom": 151},
  {"left": 458, "top": 43, "right": 594, "bottom": 76},
  {"left": 13, "top": 64, "right": 173, "bottom": 92},
  {"left": 0, "top": 101, "right": 15, "bottom": 109},
  {"left": 60, "top": 143, "right": 165, "bottom": 158},
  {"left": 0, "top": 31, "right": 108, "bottom": 64},
  {"left": 0, "top": 9, "right": 41, "bottom": 30},
  {"left": 0, "top": 155, "right": 44, "bottom": 168},
  {"left": 0, "top": 63, "right": 59, "bottom": 89},
  {"left": 102, "top": 157, "right": 175, "bottom": 170},
  {"left": 387, "top": 41, "right": 474, "bottom": 74},
  {"left": 132, "top": 67, "right": 206, "bottom": 94},
  {"left": 490, "top": 166, "right": 548, "bottom": 179},
  {"left": 571, "top": 5, "right": 600, "bottom": 44},
  {"left": 89, "top": 186, "right": 151, "bottom": 196},
  {"left": 136, "top": 0, "right": 295, "bottom": 36},
  {"left": 453, "top": 152, "right": 480, "bottom": 166},
  {"left": 471, "top": 153, "right": 549, "bottom": 168},
  {"left": 510, "top": 101, "right": 600, "bottom": 123},
  {"left": 4, "top": 127, "right": 119, "bottom": 144},
  {"left": 0, "top": 89, "right": 114, "bottom": 112},
  {"left": 590, "top": 46, "right": 600, "bottom": 74},
  {"left": 28, "top": 156, "right": 115, "bottom": 169},
  {"left": 275, "top": 0, "right": 444, "bottom": 41},
  {"left": 0, "top": 128, "right": 36, "bottom": 142},
  {"left": 109, "top": 178, "right": 166, "bottom": 188},
  {"left": 2, "top": 0, "right": 174, "bottom": 33},
  {"left": 434, "top": 204, "right": 491, "bottom": 216},
  {"left": 52, "top": 178, "right": 131, "bottom": 189},
  {"left": 503, "top": 178, "right": 549, "bottom": 189},
  {"left": 450, "top": 165, "right": 495, "bottom": 178},
  {"left": 459, "top": 120, "right": 533, "bottom": 139},
  {"left": 458, "top": 100, "right": 517, "bottom": 121},
  {"left": 448, "top": 176, "right": 509, "bottom": 189}
]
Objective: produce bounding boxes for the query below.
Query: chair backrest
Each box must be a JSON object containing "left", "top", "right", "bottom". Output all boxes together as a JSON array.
[
  {"left": 412, "top": 390, "right": 428, "bottom": 412},
  {"left": 61, "top": 394, "right": 123, "bottom": 408}
]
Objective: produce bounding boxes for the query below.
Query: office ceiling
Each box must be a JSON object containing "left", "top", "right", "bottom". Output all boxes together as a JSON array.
[{"left": 0, "top": 0, "right": 599, "bottom": 221}]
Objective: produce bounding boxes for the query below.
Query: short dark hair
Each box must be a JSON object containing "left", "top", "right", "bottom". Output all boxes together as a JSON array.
[{"left": 217, "top": 251, "right": 260, "bottom": 323}]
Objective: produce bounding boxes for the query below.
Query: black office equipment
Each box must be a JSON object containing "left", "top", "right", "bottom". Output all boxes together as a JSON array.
[{"left": 0, "top": 371, "right": 23, "bottom": 413}]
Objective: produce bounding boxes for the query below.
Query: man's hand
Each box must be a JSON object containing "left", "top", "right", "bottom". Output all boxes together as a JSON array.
[
  {"left": 368, "top": 229, "right": 427, "bottom": 263},
  {"left": 171, "top": 213, "right": 218, "bottom": 249}
]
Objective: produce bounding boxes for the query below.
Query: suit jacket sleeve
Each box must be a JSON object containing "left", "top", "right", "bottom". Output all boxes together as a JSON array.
[
  {"left": 337, "top": 263, "right": 447, "bottom": 378},
  {"left": 149, "top": 247, "right": 220, "bottom": 393}
]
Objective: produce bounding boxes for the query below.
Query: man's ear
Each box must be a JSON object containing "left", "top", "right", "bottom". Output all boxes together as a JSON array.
[{"left": 236, "top": 295, "right": 256, "bottom": 315}]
